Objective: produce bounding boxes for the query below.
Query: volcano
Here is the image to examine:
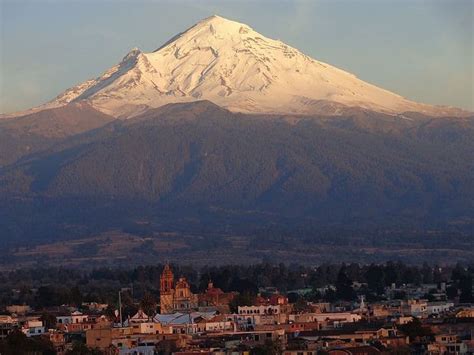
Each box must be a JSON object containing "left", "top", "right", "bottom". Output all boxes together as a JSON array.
[{"left": 18, "top": 15, "right": 468, "bottom": 119}]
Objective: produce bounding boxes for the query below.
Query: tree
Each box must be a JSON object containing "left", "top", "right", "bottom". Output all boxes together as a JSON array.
[
  {"left": 40, "top": 312, "right": 58, "bottom": 329},
  {"left": 446, "top": 286, "right": 458, "bottom": 300},
  {"left": 69, "top": 286, "right": 83, "bottom": 306},
  {"left": 140, "top": 292, "right": 157, "bottom": 316},
  {"left": 66, "top": 341, "right": 103, "bottom": 355},
  {"left": 36, "top": 286, "right": 56, "bottom": 308},
  {"left": 335, "top": 267, "right": 356, "bottom": 301},
  {"left": 251, "top": 339, "right": 283, "bottom": 355},
  {"left": 229, "top": 292, "right": 256, "bottom": 313},
  {"left": 366, "top": 265, "right": 385, "bottom": 295},
  {"left": 398, "top": 318, "right": 433, "bottom": 341},
  {"left": 293, "top": 297, "right": 311, "bottom": 313},
  {"left": 459, "top": 274, "right": 473, "bottom": 303},
  {"left": 0, "top": 329, "right": 55, "bottom": 355}
]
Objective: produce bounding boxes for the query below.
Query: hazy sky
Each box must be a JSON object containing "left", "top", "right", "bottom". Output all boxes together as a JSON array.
[{"left": 1, "top": 0, "right": 473, "bottom": 113}]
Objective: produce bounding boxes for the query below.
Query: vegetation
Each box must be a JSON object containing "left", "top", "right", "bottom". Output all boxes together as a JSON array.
[
  {"left": 1, "top": 104, "right": 473, "bottom": 259},
  {"left": 398, "top": 318, "right": 433, "bottom": 341},
  {"left": 0, "top": 262, "right": 472, "bottom": 313},
  {"left": 0, "top": 330, "right": 55, "bottom": 355}
]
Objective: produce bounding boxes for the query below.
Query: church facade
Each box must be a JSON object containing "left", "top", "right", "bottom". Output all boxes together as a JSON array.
[{"left": 159, "top": 264, "right": 198, "bottom": 314}]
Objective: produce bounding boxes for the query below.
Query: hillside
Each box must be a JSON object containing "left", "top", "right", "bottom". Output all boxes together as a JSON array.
[
  {"left": 0, "top": 103, "right": 115, "bottom": 167},
  {"left": 1, "top": 102, "right": 473, "bottom": 253}
]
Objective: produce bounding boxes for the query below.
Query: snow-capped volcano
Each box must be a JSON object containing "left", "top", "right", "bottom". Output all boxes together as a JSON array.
[{"left": 36, "top": 15, "right": 468, "bottom": 117}]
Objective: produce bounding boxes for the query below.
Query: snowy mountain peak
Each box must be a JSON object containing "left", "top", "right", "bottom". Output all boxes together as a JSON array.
[
  {"left": 191, "top": 15, "right": 253, "bottom": 34},
  {"left": 39, "top": 15, "right": 469, "bottom": 118}
]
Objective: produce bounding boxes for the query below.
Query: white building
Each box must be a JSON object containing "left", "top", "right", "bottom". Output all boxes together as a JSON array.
[
  {"left": 427, "top": 302, "right": 454, "bottom": 316},
  {"left": 57, "top": 311, "right": 89, "bottom": 325},
  {"left": 238, "top": 305, "right": 280, "bottom": 315},
  {"left": 403, "top": 300, "right": 428, "bottom": 317},
  {"left": 22, "top": 320, "right": 45, "bottom": 337},
  {"left": 289, "top": 312, "right": 361, "bottom": 325}
]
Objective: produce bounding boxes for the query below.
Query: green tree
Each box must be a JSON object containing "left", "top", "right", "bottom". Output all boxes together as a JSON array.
[
  {"left": 229, "top": 292, "right": 256, "bottom": 313},
  {"left": 398, "top": 318, "right": 433, "bottom": 341},
  {"left": 65, "top": 341, "right": 103, "bottom": 355},
  {"left": 251, "top": 339, "right": 283, "bottom": 355},
  {"left": 140, "top": 292, "right": 157, "bottom": 316},
  {"left": 335, "top": 267, "right": 356, "bottom": 301},
  {"left": 0, "top": 329, "right": 55, "bottom": 355},
  {"left": 366, "top": 265, "right": 385, "bottom": 295}
]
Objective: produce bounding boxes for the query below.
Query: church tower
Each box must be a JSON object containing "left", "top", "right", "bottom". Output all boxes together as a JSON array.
[{"left": 160, "top": 263, "right": 174, "bottom": 314}]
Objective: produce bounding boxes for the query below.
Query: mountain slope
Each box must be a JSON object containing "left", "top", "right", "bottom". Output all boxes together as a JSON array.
[
  {"left": 26, "top": 15, "right": 468, "bottom": 118},
  {"left": 1, "top": 102, "right": 473, "bottom": 243},
  {"left": 0, "top": 103, "right": 115, "bottom": 167}
]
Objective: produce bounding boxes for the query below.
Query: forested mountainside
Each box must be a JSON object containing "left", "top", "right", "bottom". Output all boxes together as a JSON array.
[{"left": 1, "top": 101, "right": 473, "bottom": 256}]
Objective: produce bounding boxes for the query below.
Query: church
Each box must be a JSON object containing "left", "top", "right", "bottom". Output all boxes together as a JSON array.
[{"left": 159, "top": 264, "right": 198, "bottom": 314}]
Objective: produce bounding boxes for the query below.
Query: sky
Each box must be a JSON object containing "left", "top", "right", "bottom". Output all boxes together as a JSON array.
[{"left": 1, "top": 0, "right": 473, "bottom": 113}]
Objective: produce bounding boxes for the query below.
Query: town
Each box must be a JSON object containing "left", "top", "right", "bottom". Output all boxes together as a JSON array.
[{"left": 0, "top": 263, "right": 472, "bottom": 354}]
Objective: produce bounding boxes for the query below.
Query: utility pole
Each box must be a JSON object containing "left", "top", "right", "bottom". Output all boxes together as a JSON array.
[{"left": 119, "top": 290, "right": 123, "bottom": 327}]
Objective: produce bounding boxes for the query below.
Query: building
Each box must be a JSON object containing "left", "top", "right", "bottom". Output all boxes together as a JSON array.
[
  {"left": 238, "top": 305, "right": 281, "bottom": 316},
  {"left": 153, "top": 311, "right": 216, "bottom": 334},
  {"left": 289, "top": 312, "right": 361, "bottom": 329},
  {"left": 0, "top": 315, "right": 17, "bottom": 339},
  {"left": 198, "top": 281, "right": 236, "bottom": 311},
  {"left": 426, "top": 301, "right": 454, "bottom": 316},
  {"left": 22, "top": 319, "right": 45, "bottom": 337},
  {"left": 403, "top": 300, "right": 428, "bottom": 317},
  {"left": 6, "top": 305, "right": 31, "bottom": 315},
  {"left": 160, "top": 264, "right": 198, "bottom": 314},
  {"left": 456, "top": 308, "right": 474, "bottom": 318},
  {"left": 428, "top": 334, "right": 468, "bottom": 354},
  {"left": 56, "top": 311, "right": 89, "bottom": 326}
]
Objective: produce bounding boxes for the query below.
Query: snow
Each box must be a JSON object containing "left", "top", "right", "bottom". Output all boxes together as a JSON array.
[{"left": 29, "top": 15, "right": 470, "bottom": 118}]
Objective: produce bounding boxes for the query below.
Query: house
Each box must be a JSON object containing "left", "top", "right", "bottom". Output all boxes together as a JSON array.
[
  {"left": 395, "top": 315, "right": 413, "bottom": 325},
  {"left": 6, "top": 305, "right": 31, "bottom": 315},
  {"left": 403, "top": 300, "right": 428, "bottom": 317},
  {"left": 199, "top": 314, "right": 234, "bottom": 333},
  {"left": 153, "top": 311, "right": 216, "bottom": 334},
  {"left": 86, "top": 325, "right": 134, "bottom": 350},
  {"left": 0, "top": 315, "right": 17, "bottom": 339},
  {"left": 238, "top": 305, "right": 281, "bottom": 316},
  {"left": 56, "top": 311, "right": 89, "bottom": 326},
  {"left": 456, "top": 308, "right": 474, "bottom": 318},
  {"left": 81, "top": 302, "right": 109, "bottom": 312},
  {"left": 48, "top": 330, "right": 66, "bottom": 352},
  {"left": 428, "top": 334, "right": 468, "bottom": 354},
  {"left": 289, "top": 312, "right": 361, "bottom": 329},
  {"left": 426, "top": 301, "right": 454, "bottom": 316},
  {"left": 22, "top": 319, "right": 45, "bottom": 337}
]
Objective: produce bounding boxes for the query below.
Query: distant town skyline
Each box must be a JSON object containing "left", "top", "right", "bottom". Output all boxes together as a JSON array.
[{"left": 1, "top": 0, "right": 472, "bottom": 113}]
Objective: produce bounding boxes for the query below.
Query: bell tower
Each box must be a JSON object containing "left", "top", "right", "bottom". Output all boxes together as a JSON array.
[{"left": 160, "top": 263, "right": 174, "bottom": 314}]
